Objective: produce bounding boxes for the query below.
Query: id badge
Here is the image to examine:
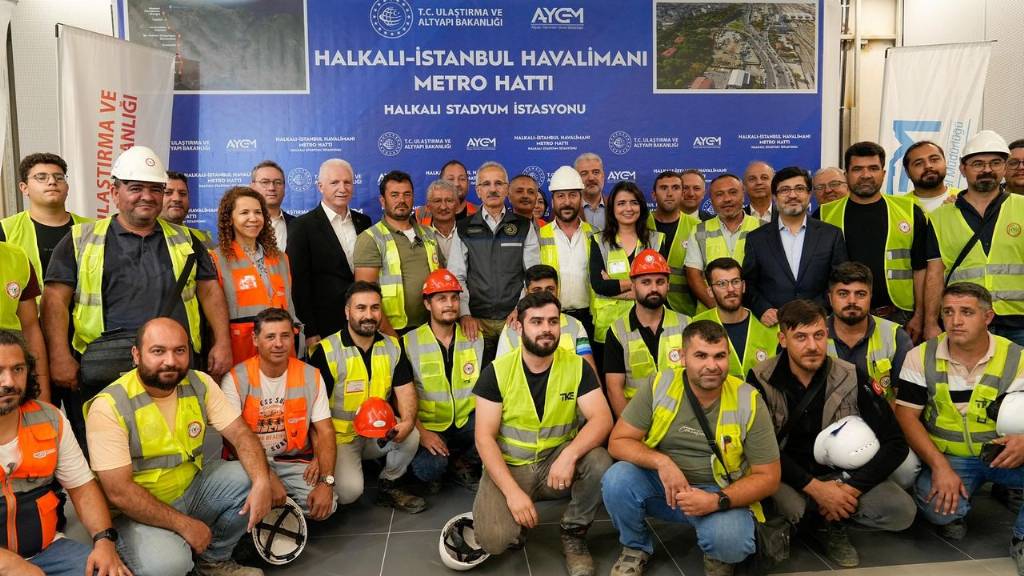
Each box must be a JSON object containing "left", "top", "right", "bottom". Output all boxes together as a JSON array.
[
  {"left": 609, "top": 261, "right": 627, "bottom": 275},
  {"left": 346, "top": 379, "right": 366, "bottom": 394}
]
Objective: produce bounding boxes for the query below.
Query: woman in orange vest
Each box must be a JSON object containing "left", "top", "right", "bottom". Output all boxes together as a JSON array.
[{"left": 211, "top": 186, "right": 296, "bottom": 363}]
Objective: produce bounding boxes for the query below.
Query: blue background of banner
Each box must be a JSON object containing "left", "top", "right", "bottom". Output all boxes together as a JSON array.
[{"left": 118, "top": 0, "right": 825, "bottom": 234}]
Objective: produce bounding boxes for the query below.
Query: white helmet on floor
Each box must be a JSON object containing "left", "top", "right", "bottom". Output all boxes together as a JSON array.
[
  {"left": 548, "top": 165, "right": 584, "bottom": 192},
  {"left": 252, "top": 496, "right": 307, "bottom": 565},
  {"left": 813, "top": 415, "right": 880, "bottom": 470},
  {"left": 439, "top": 512, "right": 489, "bottom": 571},
  {"left": 110, "top": 145, "right": 168, "bottom": 184},
  {"left": 889, "top": 450, "right": 922, "bottom": 489},
  {"left": 997, "top": 392, "right": 1024, "bottom": 436}
]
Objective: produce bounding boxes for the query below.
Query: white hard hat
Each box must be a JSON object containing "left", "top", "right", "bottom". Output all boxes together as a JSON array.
[
  {"left": 813, "top": 415, "right": 880, "bottom": 470},
  {"left": 548, "top": 165, "right": 584, "bottom": 192},
  {"left": 889, "top": 450, "right": 922, "bottom": 489},
  {"left": 252, "top": 497, "right": 307, "bottom": 565},
  {"left": 110, "top": 145, "right": 168, "bottom": 184},
  {"left": 961, "top": 130, "right": 1010, "bottom": 161},
  {"left": 997, "top": 392, "right": 1024, "bottom": 436},
  {"left": 439, "top": 512, "right": 489, "bottom": 571}
]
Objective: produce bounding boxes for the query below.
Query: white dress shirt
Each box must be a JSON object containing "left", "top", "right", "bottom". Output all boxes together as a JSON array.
[
  {"left": 321, "top": 202, "right": 358, "bottom": 271},
  {"left": 550, "top": 220, "right": 591, "bottom": 310},
  {"left": 270, "top": 211, "right": 288, "bottom": 251}
]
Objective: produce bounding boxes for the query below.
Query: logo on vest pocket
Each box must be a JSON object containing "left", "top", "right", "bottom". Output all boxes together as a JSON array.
[
  {"left": 463, "top": 362, "right": 475, "bottom": 375},
  {"left": 5, "top": 281, "right": 19, "bottom": 300},
  {"left": 668, "top": 348, "right": 682, "bottom": 363},
  {"left": 187, "top": 421, "right": 203, "bottom": 438},
  {"left": 238, "top": 275, "right": 258, "bottom": 290},
  {"left": 756, "top": 349, "right": 768, "bottom": 362},
  {"left": 503, "top": 223, "right": 519, "bottom": 236},
  {"left": 32, "top": 448, "right": 55, "bottom": 459},
  {"left": 1008, "top": 223, "right": 1022, "bottom": 238},
  {"left": 898, "top": 220, "right": 911, "bottom": 234},
  {"left": 560, "top": 392, "right": 575, "bottom": 401}
]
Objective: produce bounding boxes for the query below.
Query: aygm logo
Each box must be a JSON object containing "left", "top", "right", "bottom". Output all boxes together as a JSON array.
[
  {"left": 466, "top": 137, "right": 496, "bottom": 151},
  {"left": 608, "top": 131, "right": 633, "bottom": 155},
  {"left": 531, "top": 7, "right": 584, "bottom": 28},
  {"left": 378, "top": 132, "right": 403, "bottom": 157},
  {"left": 693, "top": 136, "right": 721, "bottom": 149},
  {"left": 226, "top": 138, "right": 257, "bottom": 151},
  {"left": 522, "top": 165, "right": 547, "bottom": 186},
  {"left": 607, "top": 170, "right": 636, "bottom": 182},
  {"left": 288, "top": 167, "right": 312, "bottom": 192},
  {"left": 370, "top": 0, "right": 413, "bottom": 39}
]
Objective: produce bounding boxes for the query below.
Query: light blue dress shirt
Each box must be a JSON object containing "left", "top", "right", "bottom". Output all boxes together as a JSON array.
[{"left": 778, "top": 215, "right": 807, "bottom": 279}]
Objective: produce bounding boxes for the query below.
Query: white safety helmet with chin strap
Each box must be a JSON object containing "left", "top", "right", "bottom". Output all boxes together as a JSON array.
[
  {"left": 252, "top": 497, "right": 307, "bottom": 565},
  {"left": 548, "top": 165, "right": 584, "bottom": 192},
  {"left": 110, "top": 145, "right": 168, "bottom": 184},
  {"left": 439, "top": 512, "right": 489, "bottom": 571},
  {"left": 813, "top": 415, "right": 880, "bottom": 470}
]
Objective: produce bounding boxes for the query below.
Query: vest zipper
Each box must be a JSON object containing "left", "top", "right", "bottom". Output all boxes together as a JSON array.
[
  {"left": 2, "top": 477, "right": 16, "bottom": 554},
  {"left": 963, "top": 413, "right": 976, "bottom": 456}
]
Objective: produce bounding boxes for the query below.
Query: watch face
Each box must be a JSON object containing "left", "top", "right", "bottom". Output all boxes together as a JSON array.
[{"left": 323, "top": 475, "right": 336, "bottom": 486}]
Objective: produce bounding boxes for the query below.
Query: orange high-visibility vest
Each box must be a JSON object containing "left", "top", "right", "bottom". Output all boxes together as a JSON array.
[{"left": 231, "top": 356, "right": 318, "bottom": 455}]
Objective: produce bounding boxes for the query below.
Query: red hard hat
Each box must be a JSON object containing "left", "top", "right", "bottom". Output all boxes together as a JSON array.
[
  {"left": 630, "top": 249, "right": 671, "bottom": 278},
  {"left": 354, "top": 397, "right": 397, "bottom": 438},
  {"left": 422, "top": 268, "right": 463, "bottom": 296}
]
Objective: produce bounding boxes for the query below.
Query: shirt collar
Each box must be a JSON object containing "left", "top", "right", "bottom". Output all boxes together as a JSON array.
[
  {"left": 321, "top": 202, "right": 352, "bottom": 223},
  {"left": 112, "top": 215, "right": 163, "bottom": 238},
  {"left": 935, "top": 333, "right": 997, "bottom": 364},
  {"left": 778, "top": 214, "right": 808, "bottom": 231}
]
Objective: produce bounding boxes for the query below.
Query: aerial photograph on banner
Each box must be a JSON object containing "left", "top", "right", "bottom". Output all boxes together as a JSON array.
[
  {"left": 654, "top": 0, "right": 817, "bottom": 92},
  {"left": 123, "top": 0, "right": 308, "bottom": 93}
]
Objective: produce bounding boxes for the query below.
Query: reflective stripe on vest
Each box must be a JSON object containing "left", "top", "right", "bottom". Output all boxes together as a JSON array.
[
  {"left": 86, "top": 370, "right": 208, "bottom": 503},
  {"left": 320, "top": 332, "right": 401, "bottom": 444},
  {"left": 644, "top": 369, "right": 765, "bottom": 522},
  {"left": 647, "top": 213, "right": 698, "bottom": 315},
  {"left": 70, "top": 218, "right": 201, "bottom": 353},
  {"left": 931, "top": 195, "right": 1024, "bottom": 316},
  {"left": 403, "top": 323, "right": 482, "bottom": 432},
  {"left": 693, "top": 308, "right": 778, "bottom": 379},
  {"left": 500, "top": 313, "right": 584, "bottom": 355},
  {"left": 188, "top": 227, "right": 215, "bottom": 249},
  {"left": 0, "top": 210, "right": 92, "bottom": 305},
  {"left": 214, "top": 242, "right": 292, "bottom": 321},
  {"left": 591, "top": 233, "right": 664, "bottom": 343},
  {"left": 232, "top": 356, "right": 318, "bottom": 455},
  {"left": 538, "top": 220, "right": 594, "bottom": 271},
  {"left": 494, "top": 346, "right": 581, "bottom": 465},
  {"left": 366, "top": 221, "right": 440, "bottom": 330},
  {"left": 0, "top": 243, "right": 29, "bottom": 331},
  {"left": 922, "top": 334, "right": 1023, "bottom": 457},
  {"left": 826, "top": 316, "right": 900, "bottom": 400},
  {"left": 609, "top": 309, "right": 690, "bottom": 399}
]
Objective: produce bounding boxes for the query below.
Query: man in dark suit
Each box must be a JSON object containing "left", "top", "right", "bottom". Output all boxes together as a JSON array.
[
  {"left": 287, "top": 158, "right": 372, "bottom": 353},
  {"left": 742, "top": 166, "right": 847, "bottom": 327},
  {"left": 252, "top": 160, "right": 296, "bottom": 251}
]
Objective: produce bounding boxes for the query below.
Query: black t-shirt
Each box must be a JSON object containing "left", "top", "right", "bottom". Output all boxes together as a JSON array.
[
  {"left": 723, "top": 316, "right": 750, "bottom": 364},
  {"left": 843, "top": 199, "right": 927, "bottom": 308},
  {"left": 473, "top": 359, "right": 600, "bottom": 420},
  {"left": 603, "top": 308, "right": 663, "bottom": 374},
  {"left": 34, "top": 219, "right": 75, "bottom": 278},
  {"left": 309, "top": 329, "right": 413, "bottom": 397},
  {"left": 654, "top": 218, "right": 678, "bottom": 247}
]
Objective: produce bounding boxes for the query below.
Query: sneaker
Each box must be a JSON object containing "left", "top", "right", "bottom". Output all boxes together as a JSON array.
[
  {"left": 610, "top": 547, "right": 649, "bottom": 576},
  {"left": 195, "top": 558, "right": 264, "bottom": 576},
  {"left": 703, "top": 556, "right": 735, "bottom": 576},
  {"left": 939, "top": 518, "right": 967, "bottom": 541},
  {"left": 508, "top": 531, "right": 527, "bottom": 551},
  {"left": 824, "top": 524, "right": 859, "bottom": 568},
  {"left": 560, "top": 524, "right": 594, "bottom": 576},
  {"left": 450, "top": 459, "right": 481, "bottom": 492},
  {"left": 1010, "top": 536, "right": 1024, "bottom": 576},
  {"left": 377, "top": 478, "right": 427, "bottom": 514}
]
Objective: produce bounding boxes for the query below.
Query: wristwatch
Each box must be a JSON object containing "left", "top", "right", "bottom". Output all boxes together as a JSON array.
[
  {"left": 321, "top": 474, "right": 336, "bottom": 487},
  {"left": 717, "top": 492, "right": 732, "bottom": 511},
  {"left": 92, "top": 528, "right": 119, "bottom": 544}
]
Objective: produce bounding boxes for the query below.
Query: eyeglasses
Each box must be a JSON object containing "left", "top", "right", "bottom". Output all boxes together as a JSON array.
[
  {"left": 776, "top": 185, "right": 809, "bottom": 195},
  {"left": 256, "top": 178, "right": 285, "bottom": 187},
  {"left": 966, "top": 158, "right": 1005, "bottom": 170},
  {"left": 30, "top": 173, "right": 67, "bottom": 183},
  {"left": 1008, "top": 159, "right": 1024, "bottom": 170},
  {"left": 710, "top": 278, "right": 743, "bottom": 289},
  {"left": 812, "top": 180, "right": 846, "bottom": 192}
]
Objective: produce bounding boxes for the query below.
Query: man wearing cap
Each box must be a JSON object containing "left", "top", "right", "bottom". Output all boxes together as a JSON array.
[
  {"left": 903, "top": 141, "right": 959, "bottom": 213},
  {"left": 537, "top": 166, "right": 595, "bottom": 339},
  {"left": 354, "top": 170, "right": 443, "bottom": 338},
  {"left": 923, "top": 130, "right": 1024, "bottom": 346},
  {"left": 41, "top": 145, "right": 233, "bottom": 403},
  {"left": 160, "top": 171, "right": 214, "bottom": 248},
  {"left": 647, "top": 170, "right": 699, "bottom": 316},
  {"left": 221, "top": 307, "right": 338, "bottom": 520},
  {"left": 404, "top": 269, "right": 484, "bottom": 493},
  {"left": 604, "top": 249, "right": 691, "bottom": 418}
]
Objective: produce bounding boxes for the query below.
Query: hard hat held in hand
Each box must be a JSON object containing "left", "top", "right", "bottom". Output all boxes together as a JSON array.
[
  {"left": 354, "top": 397, "right": 397, "bottom": 438},
  {"left": 110, "top": 146, "right": 168, "bottom": 184},
  {"left": 439, "top": 512, "right": 490, "bottom": 571},
  {"left": 422, "top": 268, "right": 463, "bottom": 296},
  {"left": 630, "top": 249, "right": 671, "bottom": 278},
  {"left": 813, "top": 415, "right": 880, "bottom": 470},
  {"left": 549, "top": 165, "right": 584, "bottom": 192},
  {"left": 252, "top": 496, "right": 307, "bottom": 565},
  {"left": 997, "top": 391, "right": 1024, "bottom": 436}
]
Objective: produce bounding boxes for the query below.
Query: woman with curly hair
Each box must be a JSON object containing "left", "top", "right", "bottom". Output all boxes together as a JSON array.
[{"left": 211, "top": 186, "right": 296, "bottom": 362}]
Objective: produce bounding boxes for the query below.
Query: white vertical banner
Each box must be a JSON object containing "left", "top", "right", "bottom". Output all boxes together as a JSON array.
[
  {"left": 0, "top": 0, "right": 14, "bottom": 195},
  {"left": 58, "top": 24, "right": 174, "bottom": 218},
  {"left": 879, "top": 42, "right": 992, "bottom": 196}
]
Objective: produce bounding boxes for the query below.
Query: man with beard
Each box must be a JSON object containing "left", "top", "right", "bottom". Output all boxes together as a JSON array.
[
  {"left": 811, "top": 167, "right": 849, "bottom": 207},
  {"left": 354, "top": 171, "right": 443, "bottom": 337},
  {"left": 825, "top": 262, "right": 912, "bottom": 402},
  {"left": 743, "top": 161, "right": 777, "bottom": 224},
  {"left": 686, "top": 174, "right": 762, "bottom": 312},
  {"left": 404, "top": 269, "right": 484, "bottom": 493},
  {"left": 821, "top": 142, "right": 927, "bottom": 335},
  {"left": 576, "top": 152, "right": 607, "bottom": 230},
  {"left": 250, "top": 160, "right": 294, "bottom": 251},
  {"left": 85, "top": 318, "right": 272, "bottom": 576},
  {"left": 680, "top": 169, "right": 706, "bottom": 218},
  {"left": 308, "top": 281, "right": 425, "bottom": 513},
  {"left": 422, "top": 179, "right": 459, "bottom": 260},
  {"left": 1008, "top": 139, "right": 1024, "bottom": 195},
  {"left": 442, "top": 160, "right": 477, "bottom": 221},
  {"left": 605, "top": 249, "right": 690, "bottom": 418},
  {"left": 472, "top": 291, "right": 612, "bottom": 576},
  {"left": 603, "top": 321, "right": 780, "bottom": 576},
  {"left": 160, "top": 171, "right": 213, "bottom": 248},
  {"left": 647, "top": 170, "right": 699, "bottom": 315},
  {"left": 509, "top": 174, "right": 541, "bottom": 224},
  {"left": 0, "top": 330, "right": 129, "bottom": 576},
  {"left": 693, "top": 258, "right": 778, "bottom": 379},
  {"left": 924, "top": 130, "right": 1024, "bottom": 346},
  {"left": 903, "top": 141, "right": 959, "bottom": 213},
  {"left": 749, "top": 300, "right": 914, "bottom": 568}
]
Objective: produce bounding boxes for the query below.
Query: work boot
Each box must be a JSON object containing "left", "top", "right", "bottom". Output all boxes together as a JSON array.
[
  {"left": 939, "top": 518, "right": 967, "bottom": 541},
  {"left": 994, "top": 484, "right": 1024, "bottom": 513},
  {"left": 377, "top": 478, "right": 427, "bottom": 514},
  {"left": 451, "top": 458, "right": 481, "bottom": 492},
  {"left": 610, "top": 547, "right": 649, "bottom": 576},
  {"left": 560, "top": 524, "right": 594, "bottom": 576},
  {"left": 1010, "top": 536, "right": 1024, "bottom": 576},
  {"left": 822, "top": 524, "right": 859, "bottom": 568},
  {"left": 508, "top": 531, "right": 527, "bottom": 551},
  {"left": 702, "top": 556, "right": 734, "bottom": 576},
  {"left": 195, "top": 558, "right": 264, "bottom": 576}
]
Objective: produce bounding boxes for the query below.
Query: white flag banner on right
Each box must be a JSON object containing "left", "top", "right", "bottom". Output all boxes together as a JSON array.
[{"left": 879, "top": 42, "right": 993, "bottom": 196}]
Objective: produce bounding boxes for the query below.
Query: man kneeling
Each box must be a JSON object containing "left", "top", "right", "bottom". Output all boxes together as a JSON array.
[{"left": 603, "top": 320, "right": 780, "bottom": 576}]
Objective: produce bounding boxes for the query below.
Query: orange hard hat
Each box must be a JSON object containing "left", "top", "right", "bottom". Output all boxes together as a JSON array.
[
  {"left": 630, "top": 249, "right": 671, "bottom": 278},
  {"left": 354, "top": 397, "right": 397, "bottom": 438},
  {"left": 422, "top": 268, "right": 463, "bottom": 296}
]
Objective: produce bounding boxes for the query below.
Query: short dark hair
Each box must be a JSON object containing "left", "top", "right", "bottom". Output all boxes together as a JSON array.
[
  {"left": 510, "top": 173, "right": 538, "bottom": 187},
  {"left": 682, "top": 319, "right": 728, "bottom": 346},
  {"left": 166, "top": 171, "right": 188, "bottom": 185},
  {"left": 704, "top": 257, "right": 742, "bottom": 283},
  {"left": 254, "top": 307, "right": 294, "bottom": 335},
  {"left": 943, "top": 282, "right": 993, "bottom": 309},
  {"left": 345, "top": 281, "right": 382, "bottom": 304},
  {"left": 525, "top": 264, "right": 559, "bottom": 287},
  {"left": 901, "top": 141, "right": 945, "bottom": 171},
  {"left": 709, "top": 173, "right": 742, "bottom": 188},
  {"left": 653, "top": 170, "right": 681, "bottom": 190},
  {"left": 778, "top": 299, "right": 827, "bottom": 332},
  {"left": 19, "top": 153, "right": 68, "bottom": 183},
  {"left": 379, "top": 170, "right": 413, "bottom": 196},
  {"left": 771, "top": 166, "right": 811, "bottom": 195},
  {"left": 1009, "top": 139, "right": 1024, "bottom": 151},
  {"left": 829, "top": 261, "right": 873, "bottom": 290},
  {"left": 134, "top": 318, "right": 190, "bottom": 353},
  {"left": 440, "top": 159, "right": 467, "bottom": 176},
  {"left": 251, "top": 160, "right": 285, "bottom": 182},
  {"left": 680, "top": 168, "right": 706, "bottom": 182},
  {"left": 516, "top": 291, "right": 561, "bottom": 323},
  {"left": 0, "top": 330, "right": 40, "bottom": 402},
  {"left": 844, "top": 141, "right": 887, "bottom": 169}
]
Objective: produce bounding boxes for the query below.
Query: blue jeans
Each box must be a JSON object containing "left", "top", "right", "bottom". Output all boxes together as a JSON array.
[
  {"left": 116, "top": 459, "right": 253, "bottom": 576},
  {"left": 601, "top": 461, "right": 756, "bottom": 564},
  {"left": 29, "top": 537, "right": 91, "bottom": 576},
  {"left": 915, "top": 454, "right": 1024, "bottom": 537},
  {"left": 410, "top": 414, "right": 479, "bottom": 482}
]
